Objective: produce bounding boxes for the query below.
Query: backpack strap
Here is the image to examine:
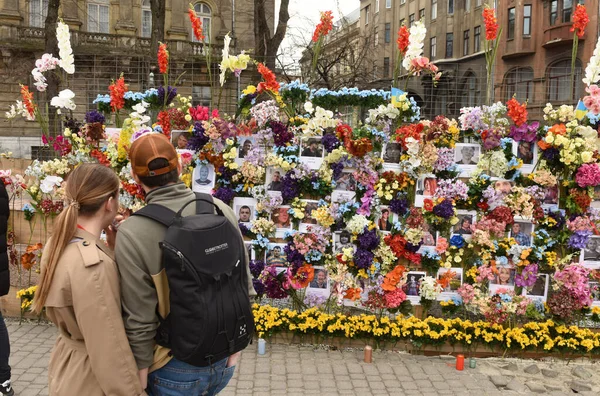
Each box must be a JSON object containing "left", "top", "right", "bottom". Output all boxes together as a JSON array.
[
  {"left": 132, "top": 204, "right": 177, "bottom": 227},
  {"left": 194, "top": 192, "right": 215, "bottom": 215}
]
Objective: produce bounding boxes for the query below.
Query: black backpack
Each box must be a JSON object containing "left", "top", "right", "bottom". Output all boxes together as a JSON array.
[{"left": 133, "top": 193, "right": 254, "bottom": 367}]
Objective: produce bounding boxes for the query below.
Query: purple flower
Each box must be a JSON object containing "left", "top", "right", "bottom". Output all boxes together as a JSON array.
[
  {"left": 406, "top": 241, "right": 422, "bottom": 253},
  {"left": 482, "top": 129, "right": 503, "bottom": 150},
  {"left": 271, "top": 121, "right": 294, "bottom": 146},
  {"left": 389, "top": 198, "right": 409, "bottom": 216},
  {"left": 252, "top": 279, "right": 266, "bottom": 297},
  {"left": 63, "top": 117, "right": 81, "bottom": 133},
  {"left": 157, "top": 85, "right": 177, "bottom": 106},
  {"left": 85, "top": 110, "right": 106, "bottom": 125},
  {"left": 322, "top": 133, "right": 341, "bottom": 153},
  {"left": 238, "top": 222, "right": 251, "bottom": 237},
  {"left": 249, "top": 260, "right": 265, "bottom": 278},
  {"left": 548, "top": 210, "right": 566, "bottom": 229},
  {"left": 509, "top": 122, "right": 539, "bottom": 143},
  {"left": 188, "top": 122, "right": 209, "bottom": 151},
  {"left": 432, "top": 199, "right": 454, "bottom": 219},
  {"left": 515, "top": 263, "right": 538, "bottom": 288},
  {"left": 213, "top": 187, "right": 235, "bottom": 204},
  {"left": 330, "top": 162, "right": 344, "bottom": 180},
  {"left": 214, "top": 118, "right": 238, "bottom": 140},
  {"left": 568, "top": 230, "right": 593, "bottom": 250},
  {"left": 285, "top": 244, "right": 305, "bottom": 270},
  {"left": 433, "top": 148, "right": 455, "bottom": 172},
  {"left": 281, "top": 174, "right": 301, "bottom": 202},
  {"left": 354, "top": 249, "right": 374, "bottom": 269},
  {"left": 357, "top": 227, "right": 380, "bottom": 250},
  {"left": 542, "top": 147, "right": 560, "bottom": 162}
]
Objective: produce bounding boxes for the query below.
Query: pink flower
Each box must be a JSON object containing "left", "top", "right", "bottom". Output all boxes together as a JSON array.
[
  {"left": 457, "top": 284, "right": 475, "bottom": 304},
  {"left": 587, "top": 84, "right": 600, "bottom": 96},
  {"left": 435, "top": 237, "right": 448, "bottom": 254},
  {"left": 575, "top": 163, "right": 600, "bottom": 187}
]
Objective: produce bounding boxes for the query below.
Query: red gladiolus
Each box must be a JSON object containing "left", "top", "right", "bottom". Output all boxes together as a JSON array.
[
  {"left": 483, "top": 7, "right": 498, "bottom": 41},
  {"left": 108, "top": 75, "right": 127, "bottom": 112},
  {"left": 158, "top": 42, "right": 169, "bottom": 74},
  {"left": 506, "top": 97, "right": 528, "bottom": 126},
  {"left": 571, "top": 4, "right": 589, "bottom": 38},
  {"left": 256, "top": 63, "right": 280, "bottom": 93},
  {"left": 157, "top": 110, "right": 171, "bottom": 139},
  {"left": 312, "top": 11, "right": 334, "bottom": 43},
  {"left": 397, "top": 25, "right": 409, "bottom": 54},
  {"left": 188, "top": 5, "right": 205, "bottom": 42},
  {"left": 20, "top": 85, "right": 35, "bottom": 119}
]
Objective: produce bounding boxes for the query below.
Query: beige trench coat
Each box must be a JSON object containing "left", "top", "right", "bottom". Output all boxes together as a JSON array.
[{"left": 42, "top": 228, "right": 144, "bottom": 396}]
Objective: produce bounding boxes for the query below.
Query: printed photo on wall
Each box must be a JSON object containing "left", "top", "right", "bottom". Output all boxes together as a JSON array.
[
  {"left": 542, "top": 185, "right": 559, "bottom": 212},
  {"left": 233, "top": 197, "right": 257, "bottom": 225},
  {"left": 489, "top": 266, "right": 516, "bottom": 295},
  {"left": 299, "top": 137, "right": 324, "bottom": 169},
  {"left": 192, "top": 163, "right": 216, "bottom": 193},
  {"left": 418, "top": 223, "right": 438, "bottom": 254},
  {"left": 513, "top": 140, "right": 537, "bottom": 174},
  {"left": 375, "top": 206, "right": 397, "bottom": 233},
  {"left": 589, "top": 281, "right": 600, "bottom": 307},
  {"left": 493, "top": 179, "right": 514, "bottom": 195},
  {"left": 237, "top": 137, "right": 256, "bottom": 159},
  {"left": 299, "top": 200, "right": 319, "bottom": 232},
  {"left": 172, "top": 131, "right": 191, "bottom": 150},
  {"left": 333, "top": 231, "right": 354, "bottom": 254},
  {"left": 403, "top": 271, "right": 426, "bottom": 304},
  {"left": 508, "top": 221, "right": 534, "bottom": 247},
  {"left": 437, "top": 268, "right": 463, "bottom": 298},
  {"left": 244, "top": 241, "right": 256, "bottom": 261},
  {"left": 265, "top": 243, "right": 287, "bottom": 266},
  {"left": 271, "top": 206, "right": 293, "bottom": 237},
  {"left": 332, "top": 169, "right": 357, "bottom": 203},
  {"left": 265, "top": 167, "right": 284, "bottom": 196},
  {"left": 580, "top": 236, "right": 600, "bottom": 268},
  {"left": 452, "top": 210, "right": 476, "bottom": 240},
  {"left": 454, "top": 143, "right": 480, "bottom": 176},
  {"left": 381, "top": 142, "right": 402, "bottom": 167},
  {"left": 522, "top": 274, "right": 549, "bottom": 302},
  {"left": 307, "top": 267, "right": 330, "bottom": 296},
  {"left": 415, "top": 175, "right": 437, "bottom": 207}
]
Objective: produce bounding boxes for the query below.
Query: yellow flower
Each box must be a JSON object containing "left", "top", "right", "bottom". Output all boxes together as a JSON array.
[{"left": 243, "top": 85, "right": 257, "bottom": 95}]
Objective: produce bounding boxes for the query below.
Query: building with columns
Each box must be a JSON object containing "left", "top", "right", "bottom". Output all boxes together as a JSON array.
[{"left": 0, "top": 0, "right": 273, "bottom": 158}]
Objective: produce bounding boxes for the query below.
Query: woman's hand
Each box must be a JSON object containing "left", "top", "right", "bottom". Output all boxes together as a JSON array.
[{"left": 104, "top": 215, "right": 124, "bottom": 250}]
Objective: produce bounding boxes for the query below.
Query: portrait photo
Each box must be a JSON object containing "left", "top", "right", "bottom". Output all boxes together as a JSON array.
[
  {"left": 172, "top": 131, "right": 191, "bottom": 150},
  {"left": 233, "top": 197, "right": 257, "bottom": 224},
  {"left": 590, "top": 281, "right": 600, "bottom": 306},
  {"left": 376, "top": 206, "right": 397, "bottom": 233},
  {"left": 415, "top": 176, "right": 437, "bottom": 207},
  {"left": 509, "top": 222, "right": 534, "bottom": 247},
  {"left": 271, "top": 206, "right": 292, "bottom": 230},
  {"left": 238, "top": 137, "right": 256, "bottom": 159},
  {"left": 308, "top": 268, "right": 329, "bottom": 290},
  {"left": 523, "top": 274, "right": 549, "bottom": 302},
  {"left": 494, "top": 180, "right": 514, "bottom": 195},
  {"left": 301, "top": 200, "right": 319, "bottom": 225},
  {"left": 454, "top": 143, "right": 480, "bottom": 166},
  {"left": 490, "top": 266, "right": 515, "bottom": 286},
  {"left": 581, "top": 236, "right": 600, "bottom": 266},
  {"left": 265, "top": 167, "right": 284, "bottom": 194},
  {"left": 299, "top": 137, "right": 324, "bottom": 169},
  {"left": 265, "top": 243, "right": 287, "bottom": 266},
  {"left": 192, "top": 163, "right": 215, "bottom": 193},
  {"left": 437, "top": 268, "right": 463, "bottom": 294},
  {"left": 421, "top": 222, "right": 437, "bottom": 247},
  {"left": 334, "top": 170, "right": 356, "bottom": 191},
  {"left": 516, "top": 141, "right": 535, "bottom": 165},
  {"left": 333, "top": 231, "right": 354, "bottom": 253},
  {"left": 403, "top": 272, "right": 426, "bottom": 303},
  {"left": 542, "top": 186, "right": 559, "bottom": 205},
  {"left": 382, "top": 142, "right": 402, "bottom": 164},
  {"left": 453, "top": 211, "right": 476, "bottom": 236}
]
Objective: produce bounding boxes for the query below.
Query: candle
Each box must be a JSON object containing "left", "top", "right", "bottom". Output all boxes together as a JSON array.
[
  {"left": 364, "top": 345, "right": 373, "bottom": 363},
  {"left": 258, "top": 338, "right": 266, "bottom": 355},
  {"left": 456, "top": 354, "right": 464, "bottom": 371},
  {"left": 469, "top": 357, "right": 476, "bottom": 368}
]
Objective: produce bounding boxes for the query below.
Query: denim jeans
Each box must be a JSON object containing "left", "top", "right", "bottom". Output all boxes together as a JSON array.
[
  {"left": 147, "top": 357, "right": 234, "bottom": 396},
  {"left": 0, "top": 311, "right": 10, "bottom": 383}
]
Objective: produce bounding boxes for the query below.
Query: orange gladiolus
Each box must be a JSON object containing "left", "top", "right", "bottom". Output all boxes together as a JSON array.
[
  {"left": 382, "top": 265, "right": 406, "bottom": 291},
  {"left": 108, "top": 75, "right": 127, "bottom": 112},
  {"left": 344, "top": 287, "right": 363, "bottom": 301},
  {"left": 158, "top": 42, "right": 169, "bottom": 74},
  {"left": 482, "top": 7, "right": 498, "bottom": 41},
  {"left": 188, "top": 5, "right": 205, "bottom": 42},
  {"left": 548, "top": 123, "right": 566, "bottom": 136},
  {"left": 571, "top": 4, "right": 589, "bottom": 38},
  {"left": 20, "top": 85, "right": 36, "bottom": 119},
  {"left": 312, "top": 11, "right": 334, "bottom": 43},
  {"left": 506, "top": 97, "right": 528, "bottom": 126},
  {"left": 397, "top": 25, "right": 410, "bottom": 54},
  {"left": 256, "top": 63, "right": 280, "bottom": 93}
]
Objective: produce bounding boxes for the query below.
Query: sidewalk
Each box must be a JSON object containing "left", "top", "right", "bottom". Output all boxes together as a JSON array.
[{"left": 5, "top": 319, "right": 600, "bottom": 395}]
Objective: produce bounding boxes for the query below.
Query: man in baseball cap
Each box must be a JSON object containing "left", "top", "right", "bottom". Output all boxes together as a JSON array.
[{"left": 115, "top": 133, "right": 255, "bottom": 394}]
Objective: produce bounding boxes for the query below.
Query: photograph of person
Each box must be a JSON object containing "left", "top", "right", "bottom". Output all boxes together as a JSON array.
[
  {"left": 525, "top": 274, "right": 549, "bottom": 298},
  {"left": 301, "top": 201, "right": 319, "bottom": 225},
  {"left": 271, "top": 206, "right": 291, "bottom": 229},
  {"left": 377, "top": 208, "right": 394, "bottom": 232},
  {"left": 595, "top": 186, "right": 600, "bottom": 201},
  {"left": 172, "top": 131, "right": 191, "bottom": 150},
  {"left": 403, "top": 272, "right": 426, "bottom": 297},
  {"left": 510, "top": 222, "right": 533, "bottom": 247},
  {"left": 517, "top": 141, "right": 535, "bottom": 165},
  {"left": 382, "top": 142, "right": 402, "bottom": 163},
  {"left": 421, "top": 223, "right": 436, "bottom": 246},
  {"left": 309, "top": 269, "right": 328, "bottom": 289},
  {"left": 267, "top": 169, "right": 283, "bottom": 192},
  {"left": 192, "top": 164, "right": 215, "bottom": 192},
  {"left": 582, "top": 237, "right": 600, "bottom": 262},
  {"left": 334, "top": 231, "right": 353, "bottom": 253},
  {"left": 543, "top": 186, "right": 559, "bottom": 205},
  {"left": 590, "top": 282, "right": 600, "bottom": 303},
  {"left": 454, "top": 215, "right": 474, "bottom": 235},
  {"left": 494, "top": 180, "right": 513, "bottom": 194},
  {"left": 238, "top": 138, "right": 254, "bottom": 159},
  {"left": 492, "top": 266, "right": 515, "bottom": 285},
  {"left": 266, "top": 244, "right": 286, "bottom": 266},
  {"left": 233, "top": 197, "right": 257, "bottom": 224},
  {"left": 417, "top": 177, "right": 437, "bottom": 197},
  {"left": 454, "top": 144, "right": 480, "bottom": 165},
  {"left": 334, "top": 171, "right": 356, "bottom": 191},
  {"left": 301, "top": 138, "right": 324, "bottom": 157}
]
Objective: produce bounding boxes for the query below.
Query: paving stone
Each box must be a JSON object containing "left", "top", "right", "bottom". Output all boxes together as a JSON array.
[
  {"left": 506, "top": 379, "right": 528, "bottom": 393},
  {"left": 526, "top": 381, "right": 546, "bottom": 393},
  {"left": 571, "top": 366, "right": 593, "bottom": 380},
  {"left": 524, "top": 364, "right": 540, "bottom": 374},
  {"left": 569, "top": 380, "right": 593, "bottom": 393},
  {"left": 542, "top": 368, "right": 559, "bottom": 378},
  {"left": 501, "top": 362, "right": 519, "bottom": 372},
  {"left": 489, "top": 375, "right": 511, "bottom": 387},
  {"left": 545, "top": 384, "right": 565, "bottom": 392}
]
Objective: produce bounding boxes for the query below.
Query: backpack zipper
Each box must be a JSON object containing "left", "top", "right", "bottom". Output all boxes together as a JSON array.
[{"left": 161, "top": 242, "right": 202, "bottom": 284}]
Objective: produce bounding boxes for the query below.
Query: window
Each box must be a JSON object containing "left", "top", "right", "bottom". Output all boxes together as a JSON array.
[
  {"left": 376, "top": 0, "right": 380, "bottom": 12},
  {"left": 430, "top": 36, "right": 437, "bottom": 60},
  {"left": 385, "top": 23, "right": 391, "bottom": 43},
  {"left": 419, "top": 8, "right": 425, "bottom": 20},
  {"left": 448, "top": 0, "right": 454, "bottom": 14},
  {"left": 563, "top": 0, "right": 572, "bottom": 23},
  {"left": 193, "top": 3, "right": 212, "bottom": 42},
  {"left": 384, "top": 57, "right": 390, "bottom": 77},
  {"left": 463, "top": 30, "right": 469, "bottom": 56},
  {"left": 30, "top": 0, "right": 48, "bottom": 28},
  {"left": 141, "top": 0, "right": 152, "bottom": 38},
  {"left": 465, "top": 0, "right": 470, "bottom": 11},
  {"left": 474, "top": 26, "right": 481, "bottom": 52},
  {"left": 523, "top": 5, "right": 531, "bottom": 36},
  {"left": 507, "top": 7, "right": 515, "bottom": 40},
  {"left": 547, "top": 59, "right": 582, "bottom": 101},
  {"left": 463, "top": 73, "right": 478, "bottom": 107},
  {"left": 365, "top": 5, "right": 370, "bottom": 24},
  {"left": 193, "top": 86, "right": 212, "bottom": 106},
  {"left": 386, "top": 0, "right": 392, "bottom": 8},
  {"left": 409, "top": 13, "right": 415, "bottom": 26},
  {"left": 550, "top": 0, "right": 558, "bottom": 25},
  {"left": 87, "top": 0, "right": 109, "bottom": 33},
  {"left": 446, "top": 33, "right": 453, "bottom": 58},
  {"left": 432, "top": 0, "right": 438, "bottom": 19},
  {"left": 504, "top": 67, "right": 534, "bottom": 102}
]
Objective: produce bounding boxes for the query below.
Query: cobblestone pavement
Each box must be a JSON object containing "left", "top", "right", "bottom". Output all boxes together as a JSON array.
[{"left": 5, "top": 319, "right": 600, "bottom": 395}]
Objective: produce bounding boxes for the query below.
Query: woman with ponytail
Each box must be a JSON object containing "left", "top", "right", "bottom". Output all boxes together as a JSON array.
[{"left": 33, "top": 164, "right": 145, "bottom": 395}]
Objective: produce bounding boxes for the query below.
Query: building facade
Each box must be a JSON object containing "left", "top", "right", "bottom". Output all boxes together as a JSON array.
[{"left": 0, "top": 0, "right": 273, "bottom": 157}]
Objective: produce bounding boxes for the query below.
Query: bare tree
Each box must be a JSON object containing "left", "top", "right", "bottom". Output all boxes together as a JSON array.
[
  {"left": 150, "top": 0, "right": 166, "bottom": 58},
  {"left": 44, "top": 0, "right": 60, "bottom": 137},
  {"left": 254, "top": 0, "right": 290, "bottom": 70}
]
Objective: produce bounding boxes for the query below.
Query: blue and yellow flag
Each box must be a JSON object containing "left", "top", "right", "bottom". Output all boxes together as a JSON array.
[
  {"left": 391, "top": 87, "right": 407, "bottom": 108},
  {"left": 575, "top": 100, "right": 588, "bottom": 120}
]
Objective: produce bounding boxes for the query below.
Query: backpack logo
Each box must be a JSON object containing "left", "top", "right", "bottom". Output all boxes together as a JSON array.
[
  {"left": 205, "top": 243, "right": 229, "bottom": 255},
  {"left": 239, "top": 324, "right": 247, "bottom": 338}
]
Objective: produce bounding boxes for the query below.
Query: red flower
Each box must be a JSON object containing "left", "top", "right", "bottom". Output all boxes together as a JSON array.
[
  {"left": 394, "top": 123, "right": 424, "bottom": 150},
  {"left": 570, "top": 188, "right": 592, "bottom": 212},
  {"left": 477, "top": 201, "right": 490, "bottom": 211},
  {"left": 157, "top": 110, "right": 171, "bottom": 140},
  {"left": 20, "top": 85, "right": 36, "bottom": 119},
  {"left": 108, "top": 75, "right": 127, "bottom": 112},
  {"left": 346, "top": 137, "right": 373, "bottom": 157},
  {"left": 483, "top": 7, "right": 499, "bottom": 41},
  {"left": 489, "top": 206, "right": 514, "bottom": 225},
  {"left": 506, "top": 97, "right": 528, "bottom": 126},
  {"left": 291, "top": 264, "right": 315, "bottom": 289},
  {"left": 256, "top": 63, "right": 280, "bottom": 93},
  {"left": 158, "top": 42, "right": 169, "bottom": 74},
  {"left": 188, "top": 6, "right": 205, "bottom": 42},
  {"left": 312, "top": 11, "right": 334, "bottom": 42},
  {"left": 571, "top": 4, "right": 589, "bottom": 38},
  {"left": 90, "top": 149, "right": 111, "bottom": 167},
  {"left": 423, "top": 199, "right": 434, "bottom": 211},
  {"left": 397, "top": 25, "right": 410, "bottom": 54}
]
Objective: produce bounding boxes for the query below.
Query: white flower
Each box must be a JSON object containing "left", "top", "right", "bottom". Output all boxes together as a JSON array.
[
  {"left": 57, "top": 21, "right": 74, "bottom": 74},
  {"left": 219, "top": 33, "right": 232, "bottom": 86},
  {"left": 403, "top": 21, "right": 427, "bottom": 71},
  {"left": 40, "top": 175, "right": 63, "bottom": 194},
  {"left": 50, "top": 89, "right": 76, "bottom": 110},
  {"left": 304, "top": 102, "right": 314, "bottom": 114},
  {"left": 6, "top": 100, "right": 34, "bottom": 121},
  {"left": 419, "top": 276, "right": 442, "bottom": 301},
  {"left": 346, "top": 215, "right": 369, "bottom": 234},
  {"left": 584, "top": 38, "right": 600, "bottom": 86},
  {"left": 32, "top": 68, "right": 47, "bottom": 92}
]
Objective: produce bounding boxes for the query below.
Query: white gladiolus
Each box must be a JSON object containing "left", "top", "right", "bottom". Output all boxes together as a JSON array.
[
  {"left": 57, "top": 21, "right": 75, "bottom": 74},
  {"left": 402, "top": 21, "right": 427, "bottom": 71},
  {"left": 583, "top": 37, "right": 600, "bottom": 86}
]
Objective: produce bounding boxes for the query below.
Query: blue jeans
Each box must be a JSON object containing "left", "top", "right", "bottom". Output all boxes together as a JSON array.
[
  {"left": 147, "top": 357, "right": 235, "bottom": 396},
  {"left": 0, "top": 312, "right": 10, "bottom": 383}
]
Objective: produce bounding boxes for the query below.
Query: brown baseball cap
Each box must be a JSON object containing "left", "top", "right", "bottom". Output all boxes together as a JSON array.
[{"left": 129, "top": 133, "right": 179, "bottom": 177}]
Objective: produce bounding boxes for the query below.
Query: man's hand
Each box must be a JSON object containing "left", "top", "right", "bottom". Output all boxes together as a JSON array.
[
  {"left": 226, "top": 351, "right": 241, "bottom": 368},
  {"left": 139, "top": 368, "right": 149, "bottom": 390}
]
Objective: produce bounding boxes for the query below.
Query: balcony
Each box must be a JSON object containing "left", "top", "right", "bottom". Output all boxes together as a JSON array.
[
  {"left": 502, "top": 37, "right": 535, "bottom": 60},
  {"left": 543, "top": 22, "right": 586, "bottom": 48}
]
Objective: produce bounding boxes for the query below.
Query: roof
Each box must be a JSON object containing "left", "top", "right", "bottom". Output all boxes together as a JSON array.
[{"left": 335, "top": 7, "right": 360, "bottom": 28}]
